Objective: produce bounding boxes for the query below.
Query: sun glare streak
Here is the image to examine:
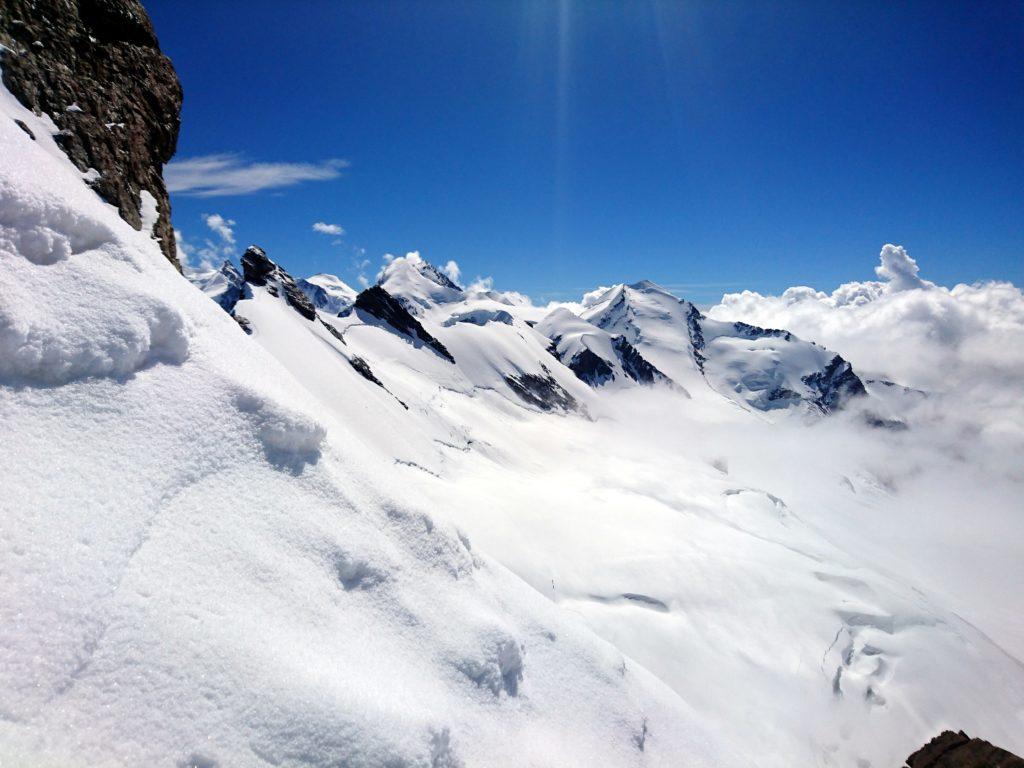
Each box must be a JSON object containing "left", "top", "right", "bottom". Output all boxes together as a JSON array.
[{"left": 554, "top": 0, "right": 572, "bottom": 263}]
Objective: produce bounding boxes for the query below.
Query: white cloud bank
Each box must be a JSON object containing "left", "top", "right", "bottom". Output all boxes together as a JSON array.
[
  {"left": 166, "top": 154, "right": 348, "bottom": 197},
  {"left": 708, "top": 244, "right": 1024, "bottom": 459}
]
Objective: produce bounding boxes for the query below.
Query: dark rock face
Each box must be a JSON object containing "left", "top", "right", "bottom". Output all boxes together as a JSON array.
[
  {"left": 241, "top": 246, "right": 317, "bottom": 321},
  {"left": 349, "top": 356, "right": 383, "bottom": 387},
  {"left": 417, "top": 261, "right": 463, "bottom": 293},
  {"left": 505, "top": 369, "right": 577, "bottom": 413},
  {"left": 353, "top": 286, "right": 455, "bottom": 363},
  {"left": 0, "top": 0, "right": 183, "bottom": 268},
  {"left": 613, "top": 336, "right": 668, "bottom": 385},
  {"left": 905, "top": 730, "right": 1024, "bottom": 768},
  {"left": 685, "top": 304, "right": 707, "bottom": 372},
  {"left": 319, "top": 318, "right": 346, "bottom": 345},
  {"left": 233, "top": 315, "right": 252, "bottom": 335},
  {"left": 550, "top": 333, "right": 669, "bottom": 389},
  {"left": 731, "top": 320, "right": 793, "bottom": 342},
  {"left": 801, "top": 355, "right": 867, "bottom": 412},
  {"left": 296, "top": 279, "right": 331, "bottom": 311},
  {"left": 567, "top": 348, "right": 615, "bottom": 387}
]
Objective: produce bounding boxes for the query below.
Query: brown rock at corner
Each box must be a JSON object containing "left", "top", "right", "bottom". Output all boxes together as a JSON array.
[
  {"left": 906, "top": 731, "right": 1024, "bottom": 768},
  {"left": 0, "top": 0, "right": 183, "bottom": 269}
]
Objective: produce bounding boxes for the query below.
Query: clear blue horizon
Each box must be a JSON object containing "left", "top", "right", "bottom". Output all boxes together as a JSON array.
[{"left": 149, "top": 0, "right": 1022, "bottom": 303}]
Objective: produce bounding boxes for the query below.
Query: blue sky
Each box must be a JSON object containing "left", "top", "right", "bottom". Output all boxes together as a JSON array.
[{"left": 150, "top": 1, "right": 1022, "bottom": 303}]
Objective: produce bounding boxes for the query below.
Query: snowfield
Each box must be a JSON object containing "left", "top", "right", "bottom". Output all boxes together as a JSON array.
[
  {"left": 3, "top": 69, "right": 1024, "bottom": 768},
  {"left": 0, "top": 80, "right": 739, "bottom": 767}
]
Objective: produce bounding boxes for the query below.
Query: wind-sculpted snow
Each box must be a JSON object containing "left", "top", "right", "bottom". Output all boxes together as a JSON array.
[
  {"left": 234, "top": 390, "right": 326, "bottom": 473},
  {"left": 2, "top": 79, "right": 738, "bottom": 768},
  {"left": 0, "top": 96, "right": 190, "bottom": 386},
  {"left": 5, "top": 35, "right": 1023, "bottom": 766}
]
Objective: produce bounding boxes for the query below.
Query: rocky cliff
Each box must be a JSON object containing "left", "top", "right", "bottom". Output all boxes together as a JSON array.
[
  {"left": 0, "top": 0, "right": 183, "bottom": 268},
  {"left": 905, "top": 731, "right": 1024, "bottom": 768}
]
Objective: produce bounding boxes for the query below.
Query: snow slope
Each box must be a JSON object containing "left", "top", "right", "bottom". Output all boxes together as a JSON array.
[
  {"left": 206, "top": 244, "right": 1024, "bottom": 768},
  {"left": 581, "top": 280, "right": 866, "bottom": 415},
  {"left": 535, "top": 308, "right": 675, "bottom": 390},
  {"left": 0, "top": 79, "right": 741, "bottom": 767},
  {"left": 5, "top": 58, "right": 1023, "bottom": 768}
]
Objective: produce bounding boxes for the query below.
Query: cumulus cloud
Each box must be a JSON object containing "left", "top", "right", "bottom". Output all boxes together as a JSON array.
[
  {"left": 178, "top": 213, "right": 238, "bottom": 271},
  {"left": 313, "top": 221, "right": 344, "bottom": 236},
  {"left": 204, "top": 213, "right": 235, "bottom": 245},
  {"left": 875, "top": 244, "right": 928, "bottom": 291},
  {"left": 166, "top": 154, "right": 348, "bottom": 197},
  {"left": 442, "top": 260, "right": 461, "bottom": 285}
]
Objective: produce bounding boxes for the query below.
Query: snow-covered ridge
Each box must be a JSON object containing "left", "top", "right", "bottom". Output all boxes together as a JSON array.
[
  {"left": 2, "top": 69, "right": 741, "bottom": 768},
  {"left": 581, "top": 279, "right": 868, "bottom": 413},
  {"left": 179, "top": 246, "right": 1024, "bottom": 768},
  {"left": 536, "top": 307, "right": 676, "bottom": 390},
  {"left": 193, "top": 251, "right": 874, "bottom": 418}
]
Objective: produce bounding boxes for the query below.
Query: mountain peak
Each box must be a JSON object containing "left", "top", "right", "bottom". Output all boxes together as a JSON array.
[
  {"left": 627, "top": 279, "right": 664, "bottom": 292},
  {"left": 377, "top": 252, "right": 463, "bottom": 313},
  {"left": 240, "top": 245, "right": 316, "bottom": 321},
  {"left": 297, "top": 273, "right": 356, "bottom": 315}
]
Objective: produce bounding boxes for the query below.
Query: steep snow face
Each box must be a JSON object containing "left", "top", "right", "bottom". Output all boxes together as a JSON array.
[
  {"left": 0, "top": 80, "right": 743, "bottom": 768},
  {"left": 378, "top": 251, "right": 464, "bottom": 312},
  {"left": 582, "top": 280, "right": 866, "bottom": 414},
  {"left": 195, "top": 248, "right": 1024, "bottom": 767},
  {"left": 296, "top": 272, "right": 356, "bottom": 315},
  {"left": 536, "top": 307, "right": 675, "bottom": 389}
]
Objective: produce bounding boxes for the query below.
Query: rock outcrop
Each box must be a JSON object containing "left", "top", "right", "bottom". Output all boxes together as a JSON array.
[
  {"left": 240, "top": 246, "right": 317, "bottom": 321},
  {"left": 505, "top": 368, "right": 578, "bottom": 413},
  {"left": 0, "top": 0, "right": 183, "bottom": 268},
  {"left": 352, "top": 285, "right": 455, "bottom": 363},
  {"left": 801, "top": 354, "right": 867, "bottom": 412},
  {"left": 905, "top": 731, "right": 1024, "bottom": 768}
]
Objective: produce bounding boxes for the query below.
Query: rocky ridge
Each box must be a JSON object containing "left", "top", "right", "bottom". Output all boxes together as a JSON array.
[{"left": 0, "top": 0, "right": 182, "bottom": 267}]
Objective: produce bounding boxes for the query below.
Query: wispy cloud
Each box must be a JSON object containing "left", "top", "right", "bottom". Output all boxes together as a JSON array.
[
  {"left": 313, "top": 221, "right": 345, "bottom": 236},
  {"left": 166, "top": 153, "right": 349, "bottom": 197},
  {"left": 204, "top": 213, "right": 236, "bottom": 245}
]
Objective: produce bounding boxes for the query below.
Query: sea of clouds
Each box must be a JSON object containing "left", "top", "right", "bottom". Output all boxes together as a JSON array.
[{"left": 707, "top": 245, "right": 1024, "bottom": 472}]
